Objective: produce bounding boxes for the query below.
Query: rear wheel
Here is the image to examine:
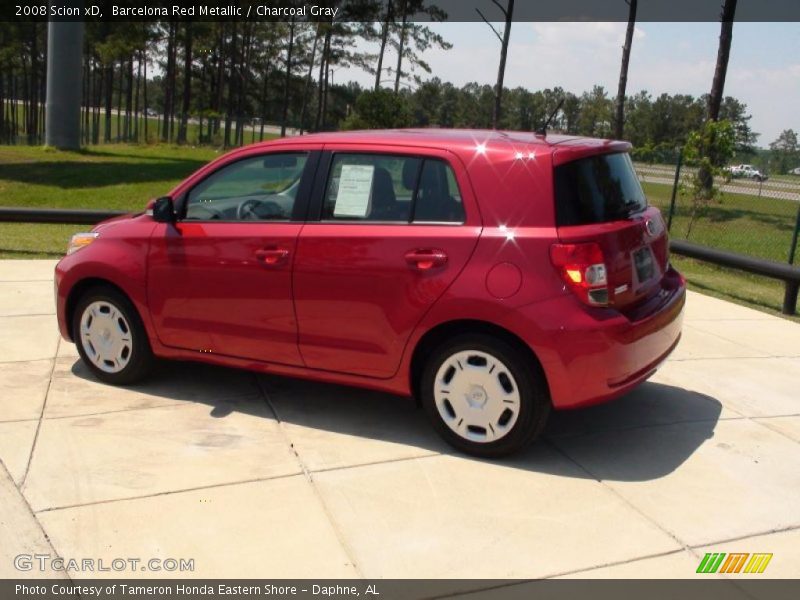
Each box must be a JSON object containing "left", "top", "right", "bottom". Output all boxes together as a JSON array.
[
  {"left": 420, "top": 334, "right": 550, "bottom": 457},
  {"left": 72, "top": 286, "right": 154, "bottom": 385}
]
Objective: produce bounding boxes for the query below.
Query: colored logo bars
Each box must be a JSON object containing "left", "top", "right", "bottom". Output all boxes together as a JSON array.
[{"left": 696, "top": 553, "right": 773, "bottom": 574}]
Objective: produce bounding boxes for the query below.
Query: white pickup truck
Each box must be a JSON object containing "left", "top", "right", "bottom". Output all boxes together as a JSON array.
[{"left": 725, "top": 164, "right": 768, "bottom": 181}]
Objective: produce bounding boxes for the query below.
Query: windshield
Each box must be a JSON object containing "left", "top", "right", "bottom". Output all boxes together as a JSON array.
[{"left": 554, "top": 152, "right": 647, "bottom": 226}]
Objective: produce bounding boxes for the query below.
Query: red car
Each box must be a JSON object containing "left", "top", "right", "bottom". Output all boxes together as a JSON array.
[{"left": 55, "top": 129, "right": 685, "bottom": 457}]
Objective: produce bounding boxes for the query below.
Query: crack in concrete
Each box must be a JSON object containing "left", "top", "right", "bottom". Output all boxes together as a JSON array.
[
  {"left": 254, "top": 373, "right": 366, "bottom": 579},
  {"left": 19, "top": 357, "right": 56, "bottom": 489},
  {"left": 544, "top": 437, "right": 701, "bottom": 561},
  {"left": 0, "top": 456, "right": 72, "bottom": 582},
  {"left": 34, "top": 471, "right": 304, "bottom": 514}
]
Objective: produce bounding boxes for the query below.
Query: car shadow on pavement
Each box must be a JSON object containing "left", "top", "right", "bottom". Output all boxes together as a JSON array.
[
  {"left": 68, "top": 359, "right": 722, "bottom": 483},
  {"left": 67, "top": 358, "right": 276, "bottom": 418}
]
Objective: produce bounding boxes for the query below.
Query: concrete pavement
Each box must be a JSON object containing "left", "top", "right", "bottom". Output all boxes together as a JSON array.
[{"left": 1, "top": 260, "right": 799, "bottom": 580}]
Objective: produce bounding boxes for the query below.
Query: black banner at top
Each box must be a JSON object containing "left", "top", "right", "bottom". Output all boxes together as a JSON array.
[{"left": 4, "top": 0, "right": 800, "bottom": 23}]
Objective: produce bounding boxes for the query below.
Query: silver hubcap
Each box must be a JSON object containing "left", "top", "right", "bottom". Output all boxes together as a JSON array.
[
  {"left": 434, "top": 350, "right": 521, "bottom": 443},
  {"left": 79, "top": 301, "right": 133, "bottom": 373}
]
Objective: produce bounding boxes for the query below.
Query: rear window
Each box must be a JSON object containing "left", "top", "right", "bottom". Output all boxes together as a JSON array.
[{"left": 554, "top": 152, "right": 647, "bottom": 226}]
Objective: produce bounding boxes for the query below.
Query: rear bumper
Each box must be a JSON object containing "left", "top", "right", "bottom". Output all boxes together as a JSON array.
[{"left": 518, "top": 267, "right": 686, "bottom": 410}]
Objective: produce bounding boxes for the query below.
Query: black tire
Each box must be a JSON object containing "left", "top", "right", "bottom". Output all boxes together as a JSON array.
[
  {"left": 420, "top": 333, "right": 551, "bottom": 458},
  {"left": 72, "top": 285, "right": 154, "bottom": 385}
]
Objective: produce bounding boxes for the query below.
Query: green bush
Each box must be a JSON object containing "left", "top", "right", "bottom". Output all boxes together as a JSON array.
[
  {"left": 681, "top": 119, "right": 736, "bottom": 237},
  {"left": 340, "top": 89, "right": 413, "bottom": 130}
]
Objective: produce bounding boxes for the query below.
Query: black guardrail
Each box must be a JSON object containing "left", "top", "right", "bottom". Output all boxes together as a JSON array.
[
  {"left": 1, "top": 207, "right": 798, "bottom": 315},
  {"left": 0, "top": 207, "right": 128, "bottom": 224},
  {"left": 671, "top": 239, "right": 800, "bottom": 315}
]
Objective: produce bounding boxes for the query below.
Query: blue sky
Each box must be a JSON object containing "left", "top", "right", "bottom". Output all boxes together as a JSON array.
[{"left": 346, "top": 22, "right": 799, "bottom": 146}]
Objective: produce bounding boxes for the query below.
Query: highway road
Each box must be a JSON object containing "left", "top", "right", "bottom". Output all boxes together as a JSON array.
[{"left": 635, "top": 165, "right": 800, "bottom": 202}]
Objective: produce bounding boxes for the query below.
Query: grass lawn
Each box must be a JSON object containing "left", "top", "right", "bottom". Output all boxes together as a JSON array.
[
  {"left": 642, "top": 183, "right": 800, "bottom": 322},
  {"left": 643, "top": 181, "right": 799, "bottom": 319},
  {"left": 642, "top": 181, "right": 799, "bottom": 263},
  {"left": 0, "top": 143, "right": 798, "bottom": 319},
  {"left": 0, "top": 144, "right": 222, "bottom": 209},
  {"left": 0, "top": 144, "right": 228, "bottom": 257},
  {"left": 671, "top": 256, "right": 800, "bottom": 324}
]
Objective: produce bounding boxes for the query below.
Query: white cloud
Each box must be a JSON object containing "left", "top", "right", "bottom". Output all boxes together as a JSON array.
[
  {"left": 346, "top": 22, "right": 797, "bottom": 144},
  {"left": 629, "top": 58, "right": 717, "bottom": 96},
  {"left": 726, "top": 63, "right": 800, "bottom": 143},
  {"left": 505, "top": 23, "right": 626, "bottom": 91}
]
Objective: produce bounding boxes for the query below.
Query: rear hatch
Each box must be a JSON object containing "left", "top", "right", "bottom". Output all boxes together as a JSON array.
[{"left": 551, "top": 151, "right": 669, "bottom": 312}]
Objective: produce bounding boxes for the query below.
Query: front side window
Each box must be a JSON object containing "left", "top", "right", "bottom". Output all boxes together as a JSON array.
[
  {"left": 322, "top": 153, "right": 464, "bottom": 223},
  {"left": 185, "top": 153, "right": 308, "bottom": 221}
]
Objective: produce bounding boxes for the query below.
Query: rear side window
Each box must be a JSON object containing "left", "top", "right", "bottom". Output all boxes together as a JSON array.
[
  {"left": 554, "top": 152, "right": 647, "bottom": 226},
  {"left": 322, "top": 153, "right": 464, "bottom": 223},
  {"left": 323, "top": 154, "right": 418, "bottom": 221},
  {"left": 414, "top": 160, "right": 465, "bottom": 223}
]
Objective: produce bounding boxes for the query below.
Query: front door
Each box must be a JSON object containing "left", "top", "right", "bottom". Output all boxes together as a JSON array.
[{"left": 147, "top": 150, "right": 317, "bottom": 366}]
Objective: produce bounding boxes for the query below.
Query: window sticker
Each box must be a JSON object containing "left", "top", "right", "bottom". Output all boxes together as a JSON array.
[{"left": 333, "top": 164, "right": 375, "bottom": 217}]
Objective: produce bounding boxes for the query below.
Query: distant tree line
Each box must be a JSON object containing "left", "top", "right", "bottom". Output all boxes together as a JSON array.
[
  {"left": 767, "top": 129, "right": 799, "bottom": 174},
  {"left": 0, "top": 21, "right": 45, "bottom": 145},
  {"left": 0, "top": 1, "right": 448, "bottom": 146},
  {"left": 1, "top": 0, "right": 796, "bottom": 173},
  {"left": 345, "top": 81, "right": 760, "bottom": 162}
]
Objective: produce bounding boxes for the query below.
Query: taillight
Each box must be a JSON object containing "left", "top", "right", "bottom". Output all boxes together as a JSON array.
[{"left": 550, "top": 242, "right": 609, "bottom": 306}]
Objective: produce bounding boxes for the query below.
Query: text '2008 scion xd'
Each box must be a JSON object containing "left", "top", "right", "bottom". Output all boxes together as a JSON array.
[{"left": 55, "top": 129, "right": 685, "bottom": 457}]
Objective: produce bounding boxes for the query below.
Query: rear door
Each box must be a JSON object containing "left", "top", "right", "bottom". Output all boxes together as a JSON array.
[
  {"left": 552, "top": 151, "right": 669, "bottom": 310},
  {"left": 292, "top": 146, "right": 481, "bottom": 378}
]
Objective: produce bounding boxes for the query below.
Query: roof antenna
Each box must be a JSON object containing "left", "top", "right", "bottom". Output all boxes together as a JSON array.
[{"left": 536, "top": 98, "right": 564, "bottom": 136}]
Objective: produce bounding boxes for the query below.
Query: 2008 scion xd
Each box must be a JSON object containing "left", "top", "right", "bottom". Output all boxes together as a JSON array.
[{"left": 55, "top": 130, "right": 685, "bottom": 457}]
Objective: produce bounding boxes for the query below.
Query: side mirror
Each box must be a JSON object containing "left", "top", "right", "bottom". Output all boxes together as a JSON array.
[{"left": 152, "top": 196, "right": 176, "bottom": 223}]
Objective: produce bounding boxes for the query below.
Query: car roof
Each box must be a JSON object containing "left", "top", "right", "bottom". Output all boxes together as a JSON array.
[{"left": 249, "top": 128, "right": 631, "bottom": 159}]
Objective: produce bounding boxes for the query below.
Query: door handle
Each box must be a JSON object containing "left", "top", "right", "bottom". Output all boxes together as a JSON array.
[
  {"left": 404, "top": 249, "right": 448, "bottom": 271},
  {"left": 255, "top": 248, "right": 290, "bottom": 266}
]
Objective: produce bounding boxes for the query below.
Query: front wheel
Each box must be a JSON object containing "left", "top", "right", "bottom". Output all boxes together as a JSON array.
[
  {"left": 72, "top": 286, "right": 154, "bottom": 385},
  {"left": 420, "top": 334, "right": 550, "bottom": 458}
]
